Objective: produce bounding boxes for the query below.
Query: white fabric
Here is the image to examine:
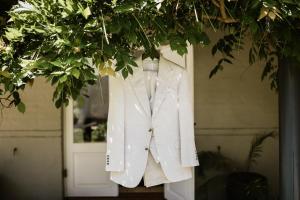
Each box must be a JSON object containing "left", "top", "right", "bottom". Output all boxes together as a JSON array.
[
  {"left": 142, "top": 58, "right": 170, "bottom": 187},
  {"left": 106, "top": 56, "right": 199, "bottom": 188},
  {"left": 143, "top": 58, "right": 159, "bottom": 113},
  {"left": 143, "top": 153, "right": 170, "bottom": 187}
]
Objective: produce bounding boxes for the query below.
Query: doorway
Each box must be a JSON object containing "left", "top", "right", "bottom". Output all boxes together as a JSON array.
[
  {"left": 63, "top": 45, "right": 196, "bottom": 200},
  {"left": 63, "top": 77, "right": 118, "bottom": 197},
  {"left": 63, "top": 76, "right": 165, "bottom": 199}
]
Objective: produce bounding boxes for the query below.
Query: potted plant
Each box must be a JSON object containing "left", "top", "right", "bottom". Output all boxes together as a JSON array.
[{"left": 196, "top": 131, "right": 275, "bottom": 200}]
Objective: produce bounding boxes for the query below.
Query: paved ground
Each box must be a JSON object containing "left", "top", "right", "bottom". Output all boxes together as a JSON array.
[
  {"left": 65, "top": 192, "right": 165, "bottom": 200},
  {"left": 65, "top": 185, "right": 165, "bottom": 200}
]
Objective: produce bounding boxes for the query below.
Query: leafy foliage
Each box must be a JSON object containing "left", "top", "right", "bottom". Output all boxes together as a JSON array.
[
  {"left": 0, "top": 0, "right": 210, "bottom": 108},
  {"left": 197, "top": 147, "right": 236, "bottom": 177},
  {"left": 0, "top": 0, "right": 299, "bottom": 110},
  {"left": 246, "top": 131, "right": 275, "bottom": 171},
  {"left": 197, "top": 131, "right": 275, "bottom": 178},
  {"left": 207, "top": 0, "right": 300, "bottom": 88}
]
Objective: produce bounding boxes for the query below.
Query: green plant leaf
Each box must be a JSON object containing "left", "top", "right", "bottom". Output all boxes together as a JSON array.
[
  {"left": 17, "top": 102, "right": 26, "bottom": 113},
  {"left": 5, "top": 28, "right": 23, "bottom": 41},
  {"left": 246, "top": 132, "right": 275, "bottom": 171},
  {"left": 0, "top": 70, "right": 11, "bottom": 78},
  {"left": 66, "top": 0, "right": 74, "bottom": 12},
  {"left": 59, "top": 75, "right": 68, "bottom": 83},
  {"left": 114, "top": 4, "right": 135, "bottom": 13},
  {"left": 127, "top": 66, "right": 133, "bottom": 75},
  {"left": 122, "top": 68, "right": 128, "bottom": 78},
  {"left": 82, "top": 6, "right": 91, "bottom": 19},
  {"left": 71, "top": 68, "right": 80, "bottom": 79},
  {"left": 209, "top": 64, "right": 223, "bottom": 78},
  {"left": 1, "top": 0, "right": 299, "bottom": 110}
]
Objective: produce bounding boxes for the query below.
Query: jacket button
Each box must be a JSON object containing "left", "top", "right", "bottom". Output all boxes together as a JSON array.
[
  {"left": 145, "top": 147, "right": 149, "bottom": 151},
  {"left": 148, "top": 128, "right": 153, "bottom": 132}
]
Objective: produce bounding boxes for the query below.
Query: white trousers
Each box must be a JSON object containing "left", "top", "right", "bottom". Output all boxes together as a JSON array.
[{"left": 143, "top": 150, "right": 170, "bottom": 187}]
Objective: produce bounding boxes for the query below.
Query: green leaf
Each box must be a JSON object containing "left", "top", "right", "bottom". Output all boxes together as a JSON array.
[
  {"left": 66, "top": 0, "right": 74, "bottom": 12},
  {"left": 212, "top": 45, "right": 218, "bottom": 56},
  {"left": 12, "top": 91, "right": 20, "bottom": 103},
  {"left": 128, "top": 59, "right": 138, "bottom": 67},
  {"left": 82, "top": 6, "right": 91, "bottom": 19},
  {"left": 58, "top": 0, "right": 65, "bottom": 7},
  {"left": 198, "top": 32, "right": 210, "bottom": 46},
  {"left": 71, "top": 68, "right": 80, "bottom": 79},
  {"left": 115, "top": 64, "right": 123, "bottom": 71},
  {"left": 127, "top": 66, "right": 133, "bottom": 75},
  {"left": 114, "top": 4, "right": 135, "bottom": 13},
  {"left": 169, "top": 36, "right": 188, "bottom": 56},
  {"left": 59, "top": 75, "right": 68, "bottom": 83},
  {"left": 50, "top": 60, "right": 63, "bottom": 67},
  {"left": 0, "top": 70, "right": 11, "bottom": 78},
  {"left": 55, "top": 98, "right": 62, "bottom": 108},
  {"left": 176, "top": 46, "right": 188, "bottom": 56},
  {"left": 51, "top": 71, "right": 65, "bottom": 76},
  {"left": 17, "top": 102, "right": 26, "bottom": 113},
  {"left": 222, "top": 58, "right": 233, "bottom": 64},
  {"left": 209, "top": 64, "right": 223, "bottom": 78},
  {"left": 108, "top": 20, "right": 122, "bottom": 33},
  {"left": 5, "top": 28, "right": 23, "bottom": 41},
  {"left": 122, "top": 68, "right": 128, "bottom": 78}
]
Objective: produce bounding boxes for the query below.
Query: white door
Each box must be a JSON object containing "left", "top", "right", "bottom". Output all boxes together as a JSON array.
[
  {"left": 163, "top": 45, "right": 196, "bottom": 200},
  {"left": 63, "top": 45, "right": 195, "bottom": 198},
  {"left": 64, "top": 77, "right": 118, "bottom": 197}
]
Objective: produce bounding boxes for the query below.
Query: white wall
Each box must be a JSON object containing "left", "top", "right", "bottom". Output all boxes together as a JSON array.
[
  {"left": 193, "top": 32, "right": 279, "bottom": 198},
  {"left": 0, "top": 78, "right": 63, "bottom": 200}
]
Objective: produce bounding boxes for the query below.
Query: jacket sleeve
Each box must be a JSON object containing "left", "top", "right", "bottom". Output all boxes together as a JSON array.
[
  {"left": 178, "top": 69, "right": 199, "bottom": 167},
  {"left": 105, "top": 75, "right": 125, "bottom": 172}
]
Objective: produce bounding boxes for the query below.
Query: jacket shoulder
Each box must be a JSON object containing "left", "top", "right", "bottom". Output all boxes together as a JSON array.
[{"left": 167, "top": 61, "right": 187, "bottom": 79}]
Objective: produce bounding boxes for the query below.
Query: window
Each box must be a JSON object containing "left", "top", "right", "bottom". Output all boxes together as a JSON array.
[{"left": 73, "top": 77, "right": 109, "bottom": 143}]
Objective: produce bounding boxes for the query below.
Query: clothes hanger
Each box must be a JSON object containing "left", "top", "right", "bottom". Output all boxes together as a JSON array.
[
  {"left": 133, "top": 45, "right": 186, "bottom": 70},
  {"left": 142, "top": 60, "right": 159, "bottom": 72},
  {"left": 141, "top": 48, "right": 160, "bottom": 72},
  {"left": 142, "top": 48, "right": 160, "bottom": 60}
]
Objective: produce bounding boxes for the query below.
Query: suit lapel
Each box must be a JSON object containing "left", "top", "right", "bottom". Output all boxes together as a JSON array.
[
  {"left": 129, "top": 56, "right": 173, "bottom": 119},
  {"left": 129, "top": 57, "right": 151, "bottom": 117},
  {"left": 152, "top": 57, "right": 173, "bottom": 118}
]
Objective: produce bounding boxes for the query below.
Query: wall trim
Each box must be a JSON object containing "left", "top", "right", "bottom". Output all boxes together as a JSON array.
[
  {"left": 195, "top": 127, "right": 279, "bottom": 136},
  {"left": 0, "top": 129, "right": 61, "bottom": 132},
  {"left": 0, "top": 130, "right": 61, "bottom": 137}
]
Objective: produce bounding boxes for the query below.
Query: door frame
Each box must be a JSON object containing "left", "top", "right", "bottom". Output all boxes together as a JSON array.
[
  {"left": 62, "top": 95, "right": 118, "bottom": 197},
  {"left": 62, "top": 45, "right": 196, "bottom": 198}
]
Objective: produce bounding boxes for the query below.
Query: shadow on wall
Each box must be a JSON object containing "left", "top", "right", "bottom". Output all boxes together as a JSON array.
[
  {"left": 195, "top": 132, "right": 276, "bottom": 200},
  {"left": 0, "top": 174, "right": 18, "bottom": 199}
]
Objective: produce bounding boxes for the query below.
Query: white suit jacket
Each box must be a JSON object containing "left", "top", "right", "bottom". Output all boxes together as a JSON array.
[{"left": 105, "top": 56, "right": 199, "bottom": 187}]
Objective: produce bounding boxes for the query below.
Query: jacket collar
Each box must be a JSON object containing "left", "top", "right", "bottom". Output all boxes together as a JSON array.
[{"left": 129, "top": 56, "right": 173, "bottom": 118}]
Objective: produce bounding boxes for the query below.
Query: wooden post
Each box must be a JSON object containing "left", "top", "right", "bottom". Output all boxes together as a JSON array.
[{"left": 279, "top": 57, "right": 300, "bottom": 200}]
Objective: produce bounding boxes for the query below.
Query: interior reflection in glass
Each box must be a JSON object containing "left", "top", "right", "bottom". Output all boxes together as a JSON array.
[{"left": 73, "top": 77, "right": 109, "bottom": 143}]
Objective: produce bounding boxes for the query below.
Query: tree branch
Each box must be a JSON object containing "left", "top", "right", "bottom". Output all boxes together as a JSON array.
[
  {"left": 218, "top": 0, "right": 227, "bottom": 20},
  {"left": 211, "top": 0, "right": 220, "bottom": 8},
  {"left": 206, "top": 0, "right": 239, "bottom": 23},
  {"left": 0, "top": 94, "right": 14, "bottom": 109},
  {"left": 203, "top": 15, "right": 239, "bottom": 23}
]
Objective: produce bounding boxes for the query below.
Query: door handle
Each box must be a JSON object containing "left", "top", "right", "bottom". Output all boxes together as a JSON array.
[{"left": 13, "top": 147, "right": 18, "bottom": 156}]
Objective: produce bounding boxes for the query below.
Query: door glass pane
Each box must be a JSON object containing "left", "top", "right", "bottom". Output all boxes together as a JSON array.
[{"left": 73, "top": 77, "right": 109, "bottom": 143}]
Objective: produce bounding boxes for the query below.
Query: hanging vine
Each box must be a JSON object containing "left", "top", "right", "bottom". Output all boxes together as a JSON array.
[{"left": 0, "top": 0, "right": 299, "bottom": 111}]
